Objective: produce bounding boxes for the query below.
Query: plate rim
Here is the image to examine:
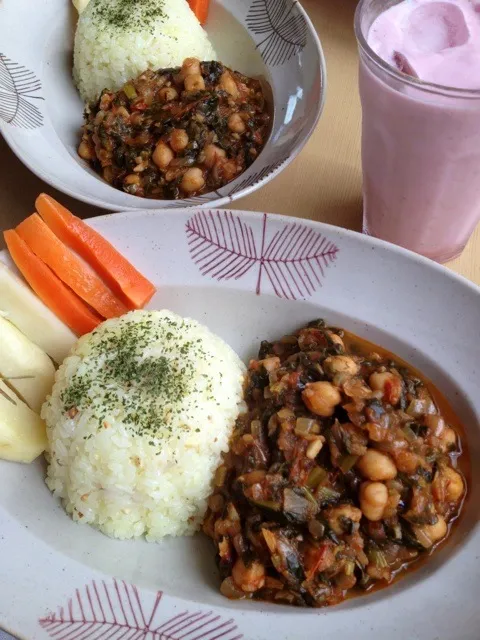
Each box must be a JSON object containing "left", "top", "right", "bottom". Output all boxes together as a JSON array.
[
  {"left": 89, "top": 206, "right": 480, "bottom": 295},
  {"left": 0, "top": 208, "right": 479, "bottom": 640},
  {"left": 0, "top": 0, "right": 327, "bottom": 212}
]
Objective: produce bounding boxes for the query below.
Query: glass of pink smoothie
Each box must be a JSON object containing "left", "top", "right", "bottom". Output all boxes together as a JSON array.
[{"left": 355, "top": 0, "right": 480, "bottom": 262}]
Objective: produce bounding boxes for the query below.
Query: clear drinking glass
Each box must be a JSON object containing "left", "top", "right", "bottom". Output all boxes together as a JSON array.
[{"left": 355, "top": 0, "right": 480, "bottom": 263}]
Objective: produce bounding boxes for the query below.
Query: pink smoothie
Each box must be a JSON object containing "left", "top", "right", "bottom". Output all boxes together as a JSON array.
[{"left": 358, "top": 0, "right": 480, "bottom": 261}]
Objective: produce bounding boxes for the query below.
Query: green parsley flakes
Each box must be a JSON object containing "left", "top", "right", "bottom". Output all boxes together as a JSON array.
[
  {"left": 60, "top": 315, "right": 213, "bottom": 441},
  {"left": 89, "top": 0, "right": 167, "bottom": 33}
]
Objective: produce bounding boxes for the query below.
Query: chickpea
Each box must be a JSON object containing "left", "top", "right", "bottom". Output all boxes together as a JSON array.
[
  {"left": 359, "top": 482, "right": 388, "bottom": 521},
  {"left": 133, "top": 161, "right": 147, "bottom": 173},
  {"left": 369, "top": 371, "right": 402, "bottom": 405},
  {"left": 414, "top": 515, "right": 447, "bottom": 548},
  {"left": 220, "top": 71, "right": 239, "bottom": 98},
  {"left": 124, "top": 174, "right": 140, "bottom": 185},
  {"left": 184, "top": 74, "right": 205, "bottom": 92},
  {"left": 302, "top": 381, "right": 342, "bottom": 417},
  {"left": 152, "top": 142, "right": 174, "bottom": 170},
  {"left": 357, "top": 449, "right": 397, "bottom": 481},
  {"left": 441, "top": 427, "right": 457, "bottom": 451},
  {"left": 325, "top": 504, "right": 362, "bottom": 535},
  {"left": 231, "top": 558, "right": 265, "bottom": 593},
  {"left": 181, "top": 167, "right": 205, "bottom": 193},
  {"left": 429, "top": 516, "right": 448, "bottom": 542},
  {"left": 424, "top": 414, "right": 446, "bottom": 438},
  {"left": 203, "top": 144, "right": 226, "bottom": 169},
  {"left": 78, "top": 140, "right": 94, "bottom": 161},
  {"left": 182, "top": 57, "right": 201, "bottom": 76},
  {"left": 159, "top": 86, "right": 178, "bottom": 102},
  {"left": 394, "top": 450, "right": 424, "bottom": 474},
  {"left": 369, "top": 372, "right": 391, "bottom": 392},
  {"left": 323, "top": 355, "right": 359, "bottom": 377},
  {"left": 170, "top": 128, "right": 189, "bottom": 152},
  {"left": 228, "top": 113, "right": 246, "bottom": 134},
  {"left": 443, "top": 467, "right": 464, "bottom": 502},
  {"left": 258, "top": 357, "right": 280, "bottom": 373},
  {"left": 326, "top": 331, "right": 344, "bottom": 350}
]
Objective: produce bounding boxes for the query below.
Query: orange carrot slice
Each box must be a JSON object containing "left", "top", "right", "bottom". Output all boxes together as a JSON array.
[
  {"left": 16, "top": 214, "right": 128, "bottom": 319},
  {"left": 188, "top": 0, "right": 210, "bottom": 24},
  {"left": 35, "top": 194, "right": 156, "bottom": 310},
  {"left": 3, "top": 230, "right": 102, "bottom": 336}
]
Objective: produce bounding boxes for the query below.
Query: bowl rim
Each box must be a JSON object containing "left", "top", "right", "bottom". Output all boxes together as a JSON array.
[{"left": 0, "top": 1, "right": 327, "bottom": 211}]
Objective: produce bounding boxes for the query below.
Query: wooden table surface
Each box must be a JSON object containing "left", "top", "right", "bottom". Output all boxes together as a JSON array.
[{"left": 0, "top": 0, "right": 479, "bottom": 285}]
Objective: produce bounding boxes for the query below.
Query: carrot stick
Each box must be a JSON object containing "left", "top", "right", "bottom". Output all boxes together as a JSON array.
[
  {"left": 3, "top": 230, "right": 102, "bottom": 336},
  {"left": 35, "top": 193, "right": 155, "bottom": 310},
  {"left": 188, "top": 0, "right": 210, "bottom": 24},
  {"left": 16, "top": 214, "right": 128, "bottom": 319}
]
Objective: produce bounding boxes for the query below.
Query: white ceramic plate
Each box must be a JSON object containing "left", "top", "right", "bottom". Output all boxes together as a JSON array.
[
  {"left": 1, "top": 209, "right": 479, "bottom": 640},
  {"left": 0, "top": 0, "right": 325, "bottom": 211}
]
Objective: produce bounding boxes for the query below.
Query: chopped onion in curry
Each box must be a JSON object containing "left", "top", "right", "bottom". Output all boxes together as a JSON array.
[
  {"left": 79, "top": 58, "right": 270, "bottom": 199},
  {"left": 203, "top": 320, "right": 467, "bottom": 607}
]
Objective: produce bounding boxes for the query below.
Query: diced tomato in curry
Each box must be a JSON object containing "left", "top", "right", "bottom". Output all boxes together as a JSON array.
[{"left": 203, "top": 320, "right": 467, "bottom": 607}]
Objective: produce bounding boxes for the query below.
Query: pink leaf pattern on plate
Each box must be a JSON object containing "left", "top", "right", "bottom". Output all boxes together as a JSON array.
[
  {"left": 186, "top": 210, "right": 259, "bottom": 283},
  {"left": 186, "top": 211, "right": 339, "bottom": 300},
  {"left": 39, "top": 579, "right": 242, "bottom": 640}
]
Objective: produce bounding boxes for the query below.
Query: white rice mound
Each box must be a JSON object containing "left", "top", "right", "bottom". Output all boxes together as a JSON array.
[
  {"left": 42, "top": 310, "right": 245, "bottom": 541},
  {"left": 73, "top": 0, "right": 217, "bottom": 103}
]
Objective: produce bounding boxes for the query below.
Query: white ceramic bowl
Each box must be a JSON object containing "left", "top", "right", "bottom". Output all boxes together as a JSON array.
[
  {"left": 0, "top": 209, "right": 479, "bottom": 640},
  {"left": 0, "top": 0, "right": 325, "bottom": 211}
]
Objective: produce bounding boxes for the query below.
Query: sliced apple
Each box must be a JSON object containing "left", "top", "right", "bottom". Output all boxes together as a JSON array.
[
  {"left": 0, "top": 315, "right": 56, "bottom": 413},
  {"left": 72, "top": 0, "right": 91, "bottom": 13},
  {"left": 0, "top": 260, "right": 76, "bottom": 363},
  {"left": 0, "top": 381, "right": 47, "bottom": 463}
]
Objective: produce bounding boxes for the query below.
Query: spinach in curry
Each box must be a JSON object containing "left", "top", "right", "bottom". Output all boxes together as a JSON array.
[
  {"left": 79, "top": 59, "right": 270, "bottom": 199},
  {"left": 203, "top": 320, "right": 467, "bottom": 607}
]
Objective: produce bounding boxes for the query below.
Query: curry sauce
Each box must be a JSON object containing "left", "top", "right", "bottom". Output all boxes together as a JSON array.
[
  {"left": 203, "top": 320, "right": 468, "bottom": 607},
  {"left": 79, "top": 58, "right": 270, "bottom": 199}
]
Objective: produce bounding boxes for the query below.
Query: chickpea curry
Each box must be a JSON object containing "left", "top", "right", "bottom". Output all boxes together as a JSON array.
[
  {"left": 78, "top": 58, "right": 270, "bottom": 199},
  {"left": 203, "top": 320, "right": 467, "bottom": 607}
]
